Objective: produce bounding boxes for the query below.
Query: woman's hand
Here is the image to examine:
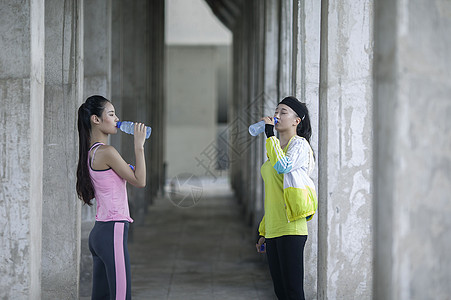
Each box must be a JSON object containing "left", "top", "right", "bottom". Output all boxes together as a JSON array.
[
  {"left": 132, "top": 122, "right": 146, "bottom": 187},
  {"left": 134, "top": 122, "right": 146, "bottom": 149},
  {"left": 256, "top": 236, "right": 266, "bottom": 253},
  {"left": 261, "top": 116, "right": 275, "bottom": 125}
]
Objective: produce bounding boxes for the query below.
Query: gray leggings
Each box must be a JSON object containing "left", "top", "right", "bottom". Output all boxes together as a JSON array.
[{"left": 89, "top": 221, "right": 131, "bottom": 300}]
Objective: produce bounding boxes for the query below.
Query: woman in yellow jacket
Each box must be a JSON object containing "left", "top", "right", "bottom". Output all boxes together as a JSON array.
[{"left": 256, "top": 96, "right": 317, "bottom": 300}]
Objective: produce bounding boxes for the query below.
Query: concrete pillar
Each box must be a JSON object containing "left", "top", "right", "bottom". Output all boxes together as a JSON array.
[
  {"left": 251, "top": 0, "right": 280, "bottom": 228},
  {"left": 110, "top": 0, "right": 123, "bottom": 150},
  {"left": 0, "top": 0, "right": 45, "bottom": 298},
  {"left": 262, "top": 0, "right": 279, "bottom": 104},
  {"left": 279, "top": 0, "right": 294, "bottom": 96},
  {"left": 110, "top": 0, "right": 165, "bottom": 223},
  {"left": 318, "top": 0, "right": 373, "bottom": 298},
  {"left": 373, "top": 1, "right": 451, "bottom": 299},
  {"left": 293, "top": 0, "right": 321, "bottom": 297},
  {"left": 229, "top": 1, "right": 278, "bottom": 226},
  {"left": 79, "top": 0, "right": 110, "bottom": 296},
  {"left": 250, "top": 1, "right": 267, "bottom": 228},
  {"left": 84, "top": 0, "right": 111, "bottom": 98},
  {"left": 230, "top": 16, "right": 242, "bottom": 201},
  {"left": 114, "top": 0, "right": 150, "bottom": 225},
  {"left": 244, "top": 0, "right": 260, "bottom": 226},
  {"left": 147, "top": 0, "right": 165, "bottom": 201},
  {"left": 236, "top": 0, "right": 252, "bottom": 221},
  {"left": 42, "top": 0, "right": 83, "bottom": 298}
]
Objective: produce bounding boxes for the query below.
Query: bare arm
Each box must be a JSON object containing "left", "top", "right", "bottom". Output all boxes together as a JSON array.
[{"left": 99, "top": 123, "right": 147, "bottom": 187}]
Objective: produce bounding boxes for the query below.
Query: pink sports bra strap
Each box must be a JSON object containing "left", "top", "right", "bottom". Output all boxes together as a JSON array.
[
  {"left": 89, "top": 142, "right": 104, "bottom": 152},
  {"left": 88, "top": 142, "right": 104, "bottom": 167}
]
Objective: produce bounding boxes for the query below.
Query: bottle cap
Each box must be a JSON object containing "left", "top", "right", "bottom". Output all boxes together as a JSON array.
[{"left": 116, "top": 121, "right": 122, "bottom": 128}]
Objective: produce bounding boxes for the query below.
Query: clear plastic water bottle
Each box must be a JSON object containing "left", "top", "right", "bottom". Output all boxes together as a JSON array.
[
  {"left": 116, "top": 121, "right": 152, "bottom": 139},
  {"left": 248, "top": 117, "right": 278, "bottom": 136}
]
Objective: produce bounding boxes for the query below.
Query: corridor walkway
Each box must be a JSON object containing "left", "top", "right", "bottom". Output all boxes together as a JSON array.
[{"left": 127, "top": 177, "right": 275, "bottom": 299}]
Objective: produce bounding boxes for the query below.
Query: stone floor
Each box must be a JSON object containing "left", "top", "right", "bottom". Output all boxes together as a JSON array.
[{"left": 81, "top": 178, "right": 275, "bottom": 299}]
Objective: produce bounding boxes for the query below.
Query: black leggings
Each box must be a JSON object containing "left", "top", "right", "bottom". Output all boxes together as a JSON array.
[
  {"left": 89, "top": 221, "right": 131, "bottom": 300},
  {"left": 266, "top": 235, "right": 307, "bottom": 300}
]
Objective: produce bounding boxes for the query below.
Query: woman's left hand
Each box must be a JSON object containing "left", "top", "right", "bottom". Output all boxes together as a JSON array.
[
  {"left": 133, "top": 122, "right": 146, "bottom": 149},
  {"left": 256, "top": 236, "right": 266, "bottom": 253},
  {"left": 261, "top": 116, "right": 275, "bottom": 125}
]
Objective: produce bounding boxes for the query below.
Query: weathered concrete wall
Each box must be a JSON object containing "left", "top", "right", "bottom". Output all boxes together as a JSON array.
[
  {"left": 41, "top": 0, "right": 83, "bottom": 298},
  {"left": 318, "top": 0, "right": 373, "bottom": 298},
  {"left": 294, "top": 0, "right": 321, "bottom": 297},
  {"left": 79, "top": 0, "right": 110, "bottom": 295},
  {"left": 373, "top": 1, "right": 451, "bottom": 299},
  {"left": 0, "top": 0, "right": 45, "bottom": 298},
  {"left": 84, "top": 0, "right": 111, "bottom": 98}
]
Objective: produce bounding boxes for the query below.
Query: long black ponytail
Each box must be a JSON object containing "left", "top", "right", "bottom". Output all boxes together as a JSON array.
[
  {"left": 76, "top": 95, "right": 109, "bottom": 205},
  {"left": 295, "top": 101, "right": 312, "bottom": 144}
]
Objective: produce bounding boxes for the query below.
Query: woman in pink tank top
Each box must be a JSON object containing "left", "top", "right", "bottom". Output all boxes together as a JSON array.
[{"left": 76, "top": 95, "right": 147, "bottom": 300}]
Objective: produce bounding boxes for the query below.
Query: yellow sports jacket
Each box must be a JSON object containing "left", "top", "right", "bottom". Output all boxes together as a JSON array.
[{"left": 259, "top": 135, "right": 317, "bottom": 237}]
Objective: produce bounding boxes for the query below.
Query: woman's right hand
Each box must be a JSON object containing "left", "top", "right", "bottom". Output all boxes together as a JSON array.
[
  {"left": 133, "top": 122, "right": 146, "bottom": 149},
  {"left": 261, "top": 116, "right": 275, "bottom": 125},
  {"left": 256, "top": 236, "right": 266, "bottom": 253}
]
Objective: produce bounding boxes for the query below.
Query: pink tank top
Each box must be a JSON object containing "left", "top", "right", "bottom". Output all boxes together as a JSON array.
[{"left": 88, "top": 143, "right": 133, "bottom": 223}]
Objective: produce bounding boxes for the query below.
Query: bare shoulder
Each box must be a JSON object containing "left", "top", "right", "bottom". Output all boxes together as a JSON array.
[
  {"left": 97, "top": 145, "right": 120, "bottom": 157},
  {"left": 92, "top": 144, "right": 119, "bottom": 160}
]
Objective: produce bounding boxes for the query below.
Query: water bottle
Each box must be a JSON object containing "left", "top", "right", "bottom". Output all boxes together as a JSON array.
[
  {"left": 248, "top": 117, "right": 278, "bottom": 136},
  {"left": 116, "top": 121, "right": 152, "bottom": 139}
]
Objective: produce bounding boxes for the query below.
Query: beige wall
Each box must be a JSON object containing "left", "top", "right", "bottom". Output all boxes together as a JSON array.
[
  {"left": 165, "top": 0, "right": 231, "bottom": 180},
  {"left": 166, "top": 0, "right": 231, "bottom": 45},
  {"left": 165, "top": 45, "right": 220, "bottom": 179}
]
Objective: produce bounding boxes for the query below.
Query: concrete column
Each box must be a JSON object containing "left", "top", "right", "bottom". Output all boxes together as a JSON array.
[
  {"left": 84, "top": 0, "right": 111, "bottom": 98},
  {"left": 262, "top": 0, "right": 279, "bottom": 103},
  {"left": 278, "top": 0, "right": 294, "bottom": 96},
  {"left": 110, "top": 0, "right": 165, "bottom": 223},
  {"left": 318, "top": 0, "right": 373, "bottom": 298},
  {"left": 230, "top": 17, "right": 242, "bottom": 200},
  {"left": 41, "top": 0, "right": 83, "bottom": 298},
  {"left": 147, "top": 0, "right": 165, "bottom": 202},
  {"left": 293, "top": 0, "right": 321, "bottom": 297},
  {"left": 79, "top": 0, "right": 111, "bottom": 296},
  {"left": 117, "top": 0, "right": 150, "bottom": 225},
  {"left": 240, "top": 0, "right": 252, "bottom": 223},
  {"left": 252, "top": 0, "right": 280, "bottom": 227},
  {"left": 245, "top": 0, "right": 259, "bottom": 225},
  {"left": 250, "top": 1, "right": 266, "bottom": 228},
  {"left": 373, "top": 1, "right": 451, "bottom": 299},
  {"left": 110, "top": 0, "right": 123, "bottom": 151},
  {"left": 230, "top": 4, "right": 246, "bottom": 205},
  {"left": 230, "top": 0, "right": 282, "bottom": 226},
  {"left": 0, "top": 0, "right": 45, "bottom": 298}
]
